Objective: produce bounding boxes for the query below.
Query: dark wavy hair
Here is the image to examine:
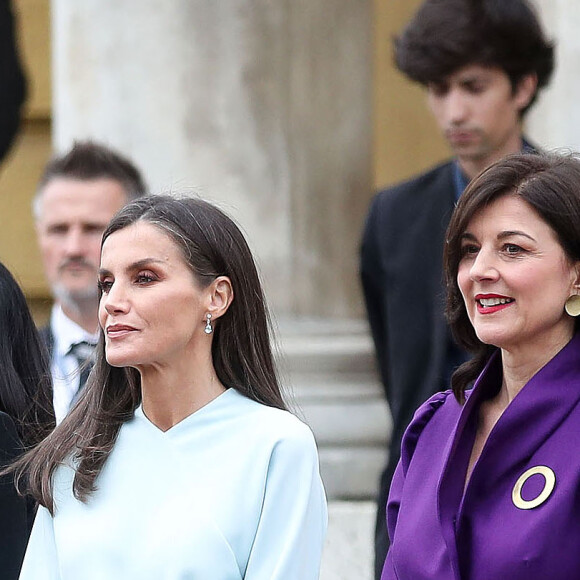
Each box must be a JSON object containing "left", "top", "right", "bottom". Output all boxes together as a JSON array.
[
  {"left": 13, "top": 195, "right": 285, "bottom": 513},
  {"left": 445, "top": 152, "right": 580, "bottom": 402},
  {"left": 394, "top": 0, "right": 555, "bottom": 115},
  {"left": 0, "top": 262, "right": 54, "bottom": 447}
]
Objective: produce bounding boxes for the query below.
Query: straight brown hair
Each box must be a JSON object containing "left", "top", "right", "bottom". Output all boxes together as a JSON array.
[{"left": 11, "top": 195, "right": 285, "bottom": 513}]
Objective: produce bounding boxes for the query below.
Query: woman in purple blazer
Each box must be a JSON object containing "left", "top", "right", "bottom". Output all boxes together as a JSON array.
[{"left": 382, "top": 152, "right": 580, "bottom": 580}]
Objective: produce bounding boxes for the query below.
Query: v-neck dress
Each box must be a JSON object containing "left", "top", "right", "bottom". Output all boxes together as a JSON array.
[
  {"left": 19, "top": 389, "right": 327, "bottom": 579},
  {"left": 381, "top": 333, "right": 580, "bottom": 580}
]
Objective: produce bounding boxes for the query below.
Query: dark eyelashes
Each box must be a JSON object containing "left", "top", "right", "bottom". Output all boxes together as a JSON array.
[
  {"left": 459, "top": 243, "right": 526, "bottom": 258},
  {"left": 136, "top": 275, "right": 156, "bottom": 283},
  {"left": 97, "top": 274, "right": 157, "bottom": 293},
  {"left": 97, "top": 280, "right": 112, "bottom": 293},
  {"left": 459, "top": 245, "right": 479, "bottom": 256}
]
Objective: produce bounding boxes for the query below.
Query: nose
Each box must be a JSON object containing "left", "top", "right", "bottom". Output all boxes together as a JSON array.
[
  {"left": 102, "top": 282, "right": 130, "bottom": 315},
  {"left": 469, "top": 249, "right": 499, "bottom": 282},
  {"left": 445, "top": 88, "right": 469, "bottom": 125},
  {"left": 64, "top": 227, "right": 86, "bottom": 257}
]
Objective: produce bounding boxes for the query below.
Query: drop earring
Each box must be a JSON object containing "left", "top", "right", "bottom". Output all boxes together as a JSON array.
[{"left": 204, "top": 313, "right": 213, "bottom": 334}]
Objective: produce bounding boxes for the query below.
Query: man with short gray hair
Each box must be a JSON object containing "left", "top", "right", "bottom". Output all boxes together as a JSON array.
[{"left": 34, "top": 141, "right": 146, "bottom": 422}]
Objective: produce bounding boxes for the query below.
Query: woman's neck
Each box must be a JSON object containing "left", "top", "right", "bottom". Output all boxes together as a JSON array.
[
  {"left": 499, "top": 333, "right": 572, "bottom": 406},
  {"left": 465, "top": 333, "right": 574, "bottom": 491},
  {"left": 139, "top": 360, "right": 226, "bottom": 431}
]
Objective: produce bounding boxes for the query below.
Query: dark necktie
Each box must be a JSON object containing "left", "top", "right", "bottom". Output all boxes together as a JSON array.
[{"left": 67, "top": 340, "right": 96, "bottom": 394}]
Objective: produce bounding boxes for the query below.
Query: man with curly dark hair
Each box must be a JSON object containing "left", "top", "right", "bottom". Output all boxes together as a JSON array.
[{"left": 361, "top": 1, "right": 555, "bottom": 577}]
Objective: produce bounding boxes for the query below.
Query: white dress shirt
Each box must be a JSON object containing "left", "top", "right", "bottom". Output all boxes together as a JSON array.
[{"left": 49, "top": 305, "right": 99, "bottom": 424}]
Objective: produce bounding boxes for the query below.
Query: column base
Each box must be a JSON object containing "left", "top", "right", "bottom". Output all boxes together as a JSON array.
[{"left": 277, "top": 318, "right": 391, "bottom": 499}]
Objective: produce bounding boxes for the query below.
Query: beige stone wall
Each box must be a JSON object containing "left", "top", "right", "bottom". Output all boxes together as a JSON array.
[
  {"left": 51, "top": 0, "right": 373, "bottom": 320},
  {"left": 373, "top": 0, "right": 449, "bottom": 190},
  {"left": 1, "top": 0, "right": 457, "bottom": 324},
  {"left": 526, "top": 1, "right": 580, "bottom": 152}
]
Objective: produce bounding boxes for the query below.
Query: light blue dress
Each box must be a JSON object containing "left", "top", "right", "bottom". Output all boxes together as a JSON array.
[{"left": 19, "top": 389, "right": 327, "bottom": 579}]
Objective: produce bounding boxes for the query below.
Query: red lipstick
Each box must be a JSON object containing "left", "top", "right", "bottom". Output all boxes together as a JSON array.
[{"left": 474, "top": 293, "right": 515, "bottom": 314}]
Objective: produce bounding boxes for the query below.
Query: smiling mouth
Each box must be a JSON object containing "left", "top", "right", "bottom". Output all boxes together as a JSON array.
[{"left": 478, "top": 297, "right": 515, "bottom": 308}]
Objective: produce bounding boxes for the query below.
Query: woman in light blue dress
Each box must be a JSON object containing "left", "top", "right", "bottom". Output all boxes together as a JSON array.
[{"left": 13, "top": 196, "right": 327, "bottom": 580}]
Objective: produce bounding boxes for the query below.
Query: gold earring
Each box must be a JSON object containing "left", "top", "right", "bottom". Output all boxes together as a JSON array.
[{"left": 565, "top": 294, "right": 580, "bottom": 317}]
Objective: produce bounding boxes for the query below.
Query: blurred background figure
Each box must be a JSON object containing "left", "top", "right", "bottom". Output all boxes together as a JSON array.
[
  {"left": 0, "top": 261, "right": 54, "bottom": 580},
  {"left": 360, "top": 1, "right": 555, "bottom": 576},
  {"left": 0, "top": 0, "right": 26, "bottom": 167},
  {"left": 33, "top": 141, "right": 146, "bottom": 423}
]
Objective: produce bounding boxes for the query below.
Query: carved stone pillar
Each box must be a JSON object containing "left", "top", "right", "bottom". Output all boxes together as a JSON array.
[
  {"left": 528, "top": 0, "right": 580, "bottom": 151},
  {"left": 52, "top": 0, "right": 387, "bottom": 502}
]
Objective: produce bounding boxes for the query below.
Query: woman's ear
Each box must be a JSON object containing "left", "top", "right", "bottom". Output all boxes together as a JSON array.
[
  {"left": 207, "top": 276, "right": 234, "bottom": 320},
  {"left": 566, "top": 261, "right": 580, "bottom": 297},
  {"left": 565, "top": 263, "right": 580, "bottom": 317}
]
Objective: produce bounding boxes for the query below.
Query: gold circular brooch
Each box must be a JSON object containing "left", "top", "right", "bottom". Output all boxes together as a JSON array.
[{"left": 512, "top": 466, "right": 556, "bottom": 510}]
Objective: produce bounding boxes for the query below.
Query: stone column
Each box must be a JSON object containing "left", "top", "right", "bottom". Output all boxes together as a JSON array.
[
  {"left": 52, "top": 0, "right": 388, "bottom": 504},
  {"left": 527, "top": 0, "right": 580, "bottom": 151}
]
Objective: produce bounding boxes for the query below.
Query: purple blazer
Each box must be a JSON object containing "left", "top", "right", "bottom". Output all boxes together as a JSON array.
[{"left": 382, "top": 333, "right": 580, "bottom": 580}]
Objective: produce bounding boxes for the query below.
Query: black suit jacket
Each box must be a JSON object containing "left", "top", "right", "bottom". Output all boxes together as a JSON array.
[
  {"left": 361, "top": 160, "right": 458, "bottom": 452},
  {"left": 0, "top": 412, "right": 30, "bottom": 579},
  {"left": 38, "top": 324, "right": 54, "bottom": 358},
  {"left": 360, "top": 160, "right": 463, "bottom": 578}
]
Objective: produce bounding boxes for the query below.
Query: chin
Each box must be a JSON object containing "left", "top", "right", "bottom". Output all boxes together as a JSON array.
[
  {"left": 105, "top": 350, "right": 137, "bottom": 368},
  {"left": 53, "top": 283, "right": 99, "bottom": 307},
  {"left": 105, "top": 356, "right": 128, "bottom": 368},
  {"left": 474, "top": 330, "right": 509, "bottom": 349}
]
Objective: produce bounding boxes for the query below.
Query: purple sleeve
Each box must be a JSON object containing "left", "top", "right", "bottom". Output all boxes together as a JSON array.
[{"left": 380, "top": 390, "right": 452, "bottom": 579}]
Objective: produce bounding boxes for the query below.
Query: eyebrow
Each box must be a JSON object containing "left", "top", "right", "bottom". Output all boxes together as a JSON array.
[
  {"left": 498, "top": 230, "right": 536, "bottom": 242},
  {"left": 460, "top": 230, "right": 537, "bottom": 242},
  {"left": 45, "top": 220, "right": 109, "bottom": 228},
  {"left": 98, "top": 258, "right": 167, "bottom": 277},
  {"left": 458, "top": 76, "right": 483, "bottom": 87}
]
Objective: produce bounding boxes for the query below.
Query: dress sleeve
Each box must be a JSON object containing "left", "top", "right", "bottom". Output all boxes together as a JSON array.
[
  {"left": 18, "top": 506, "right": 61, "bottom": 580},
  {"left": 243, "top": 423, "right": 327, "bottom": 580},
  {"left": 381, "top": 390, "right": 451, "bottom": 578}
]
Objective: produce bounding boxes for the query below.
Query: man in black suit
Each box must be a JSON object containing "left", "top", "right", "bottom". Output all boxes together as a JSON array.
[
  {"left": 360, "top": 1, "right": 555, "bottom": 577},
  {"left": 34, "top": 141, "right": 146, "bottom": 423}
]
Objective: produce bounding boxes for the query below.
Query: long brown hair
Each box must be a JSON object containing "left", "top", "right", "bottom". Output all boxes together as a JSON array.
[
  {"left": 445, "top": 152, "right": 580, "bottom": 402},
  {"left": 13, "top": 195, "right": 285, "bottom": 513}
]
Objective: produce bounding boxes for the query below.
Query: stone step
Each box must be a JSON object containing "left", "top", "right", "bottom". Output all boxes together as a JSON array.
[
  {"left": 276, "top": 318, "right": 377, "bottom": 374},
  {"left": 321, "top": 501, "right": 376, "bottom": 580},
  {"left": 274, "top": 319, "right": 391, "bottom": 500}
]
